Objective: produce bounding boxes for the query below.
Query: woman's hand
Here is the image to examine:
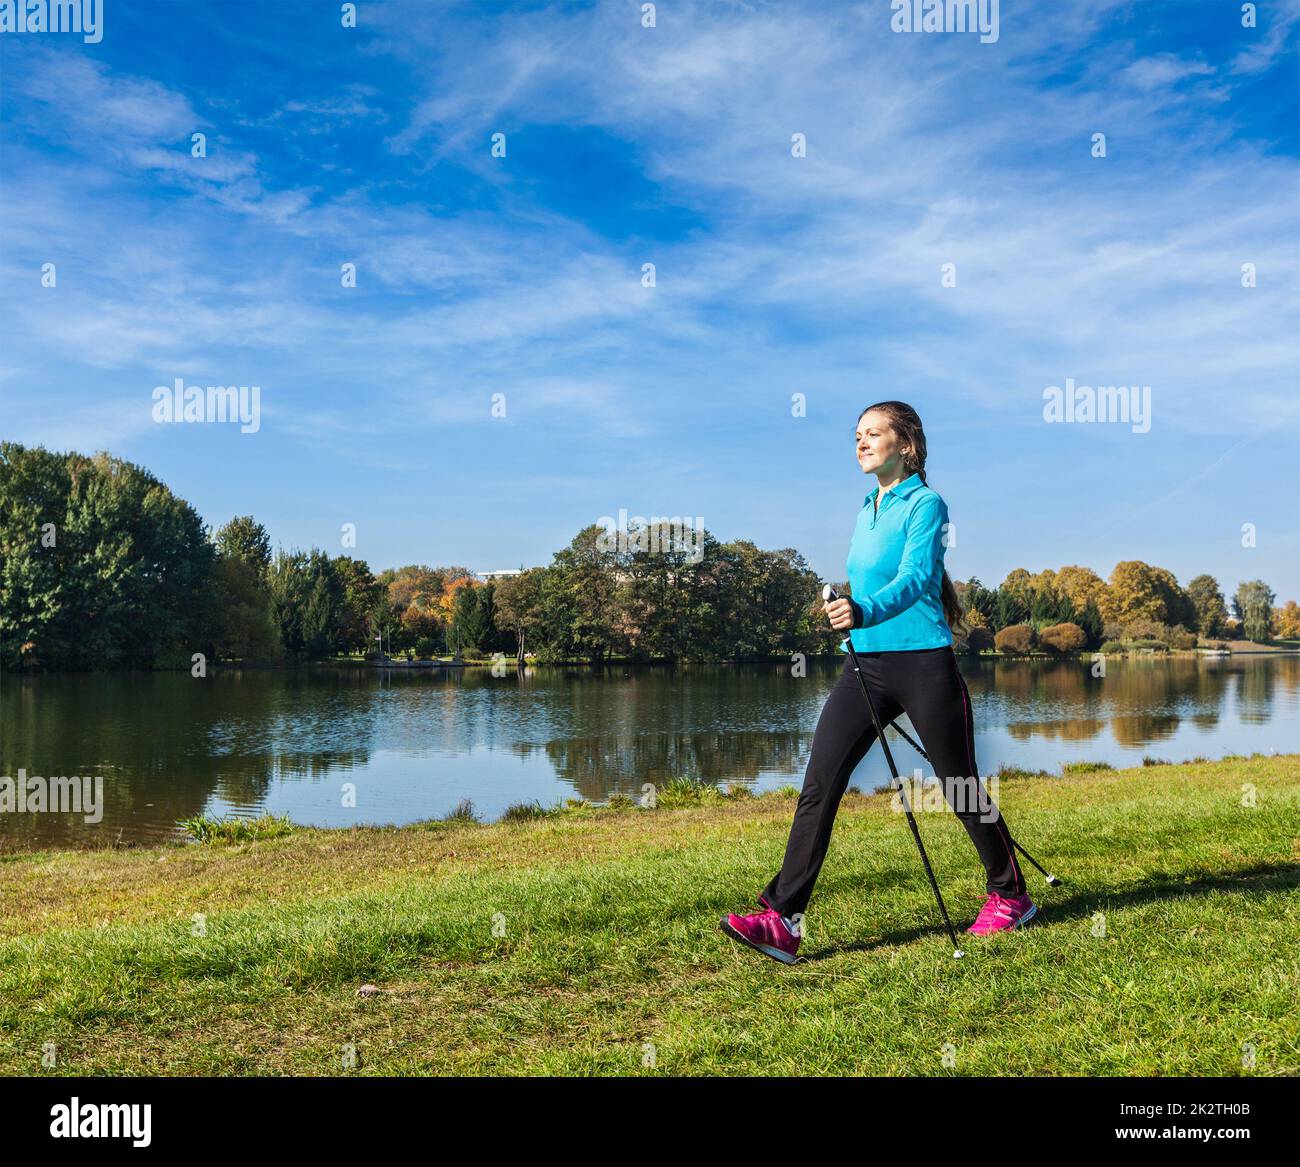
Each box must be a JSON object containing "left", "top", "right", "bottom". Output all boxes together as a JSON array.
[{"left": 824, "top": 597, "right": 858, "bottom": 631}]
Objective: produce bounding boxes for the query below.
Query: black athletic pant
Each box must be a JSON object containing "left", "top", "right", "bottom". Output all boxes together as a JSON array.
[{"left": 760, "top": 646, "right": 1025, "bottom": 917}]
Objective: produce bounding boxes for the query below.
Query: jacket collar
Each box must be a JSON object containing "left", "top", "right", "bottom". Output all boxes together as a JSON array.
[{"left": 866, "top": 472, "right": 924, "bottom": 508}]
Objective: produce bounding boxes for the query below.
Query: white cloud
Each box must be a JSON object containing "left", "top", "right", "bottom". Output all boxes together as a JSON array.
[{"left": 1120, "top": 53, "right": 1215, "bottom": 91}]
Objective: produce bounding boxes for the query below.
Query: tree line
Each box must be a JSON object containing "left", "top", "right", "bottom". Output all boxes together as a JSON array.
[
  {"left": 953, "top": 564, "right": 1290, "bottom": 655},
  {"left": 203, "top": 514, "right": 841, "bottom": 667},
  {"left": 0, "top": 443, "right": 1293, "bottom": 672}
]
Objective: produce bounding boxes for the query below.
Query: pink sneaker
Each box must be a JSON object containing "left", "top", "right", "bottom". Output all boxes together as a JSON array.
[
  {"left": 968, "top": 892, "right": 1037, "bottom": 935},
  {"left": 720, "top": 906, "right": 801, "bottom": 964}
]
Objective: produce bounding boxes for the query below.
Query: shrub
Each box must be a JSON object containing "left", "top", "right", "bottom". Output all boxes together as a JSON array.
[
  {"left": 1039, "top": 622, "right": 1086, "bottom": 653},
  {"left": 964, "top": 627, "right": 995, "bottom": 654},
  {"left": 1099, "top": 640, "right": 1125, "bottom": 654},
  {"left": 1118, "top": 621, "right": 1191, "bottom": 650},
  {"left": 994, "top": 624, "right": 1036, "bottom": 654},
  {"left": 1061, "top": 760, "right": 1114, "bottom": 774},
  {"left": 1129, "top": 639, "right": 1169, "bottom": 652},
  {"left": 1121, "top": 618, "right": 1171, "bottom": 642}
]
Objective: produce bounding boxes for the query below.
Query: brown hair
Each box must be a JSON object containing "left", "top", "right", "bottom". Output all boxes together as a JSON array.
[{"left": 858, "top": 400, "right": 966, "bottom": 632}]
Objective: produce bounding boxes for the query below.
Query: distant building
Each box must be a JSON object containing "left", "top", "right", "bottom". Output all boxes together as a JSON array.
[{"left": 479, "top": 569, "right": 526, "bottom": 581}]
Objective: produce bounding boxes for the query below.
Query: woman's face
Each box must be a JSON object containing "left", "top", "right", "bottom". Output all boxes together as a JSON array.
[{"left": 855, "top": 410, "right": 906, "bottom": 477}]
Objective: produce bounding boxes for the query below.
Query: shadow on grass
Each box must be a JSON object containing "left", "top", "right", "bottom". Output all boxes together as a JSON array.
[{"left": 797, "top": 861, "right": 1300, "bottom": 962}]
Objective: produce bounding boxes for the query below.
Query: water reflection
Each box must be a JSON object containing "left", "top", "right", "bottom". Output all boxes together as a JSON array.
[{"left": 1, "top": 654, "right": 1296, "bottom": 849}]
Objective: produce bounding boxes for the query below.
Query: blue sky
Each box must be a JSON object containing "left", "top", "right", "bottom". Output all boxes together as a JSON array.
[{"left": 2, "top": 0, "right": 1298, "bottom": 601}]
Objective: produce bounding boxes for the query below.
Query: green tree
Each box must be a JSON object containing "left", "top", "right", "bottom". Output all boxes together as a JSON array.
[
  {"left": 1233, "top": 579, "right": 1276, "bottom": 644},
  {"left": 1187, "top": 574, "right": 1228, "bottom": 638},
  {"left": 991, "top": 585, "right": 1028, "bottom": 632},
  {"left": 620, "top": 525, "right": 717, "bottom": 661},
  {"left": 208, "top": 516, "right": 279, "bottom": 661},
  {"left": 210, "top": 556, "right": 281, "bottom": 661},
  {"left": 475, "top": 581, "right": 516, "bottom": 656},
  {"left": 214, "top": 515, "right": 271, "bottom": 574},
  {"left": 541, "top": 525, "right": 628, "bottom": 664},
  {"left": 958, "top": 577, "right": 997, "bottom": 625},
  {"left": 370, "top": 590, "right": 396, "bottom": 658},
  {"left": 302, "top": 552, "right": 346, "bottom": 655},
  {"left": 1076, "top": 599, "right": 1105, "bottom": 650},
  {"left": 0, "top": 444, "right": 73, "bottom": 670},
  {"left": 268, "top": 550, "right": 345, "bottom": 656},
  {"left": 763, "top": 547, "right": 831, "bottom": 657},
  {"left": 450, "top": 582, "right": 490, "bottom": 654},
  {"left": 493, "top": 569, "right": 547, "bottom": 663},
  {"left": 708, "top": 539, "right": 823, "bottom": 659},
  {"left": 0, "top": 444, "right": 214, "bottom": 670},
  {"left": 1028, "top": 581, "right": 1076, "bottom": 627},
  {"left": 1151, "top": 567, "right": 1197, "bottom": 630},
  {"left": 332, "top": 557, "right": 379, "bottom": 655}
]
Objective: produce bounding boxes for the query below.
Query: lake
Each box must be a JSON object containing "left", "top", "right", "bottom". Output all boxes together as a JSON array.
[{"left": 1, "top": 653, "right": 1297, "bottom": 850}]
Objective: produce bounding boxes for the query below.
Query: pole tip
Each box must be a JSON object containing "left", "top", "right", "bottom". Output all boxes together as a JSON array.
[
  {"left": 953, "top": 949, "right": 966, "bottom": 960},
  {"left": 1046, "top": 875, "right": 1062, "bottom": 886}
]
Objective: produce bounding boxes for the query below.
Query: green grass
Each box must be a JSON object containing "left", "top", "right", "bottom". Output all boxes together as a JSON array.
[
  {"left": 500, "top": 800, "right": 560, "bottom": 823},
  {"left": 1060, "top": 760, "right": 1115, "bottom": 775},
  {"left": 2, "top": 755, "right": 1297, "bottom": 1076},
  {"left": 177, "top": 813, "right": 296, "bottom": 844}
]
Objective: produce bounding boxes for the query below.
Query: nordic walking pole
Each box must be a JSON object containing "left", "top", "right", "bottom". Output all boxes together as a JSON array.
[
  {"left": 877, "top": 716, "right": 1062, "bottom": 887},
  {"left": 823, "top": 585, "right": 965, "bottom": 959}
]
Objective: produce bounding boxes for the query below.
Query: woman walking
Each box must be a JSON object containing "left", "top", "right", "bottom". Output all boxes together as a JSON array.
[{"left": 721, "top": 401, "right": 1035, "bottom": 963}]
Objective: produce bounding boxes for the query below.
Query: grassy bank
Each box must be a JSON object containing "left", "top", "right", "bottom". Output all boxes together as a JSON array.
[{"left": 2, "top": 755, "right": 1297, "bottom": 1076}]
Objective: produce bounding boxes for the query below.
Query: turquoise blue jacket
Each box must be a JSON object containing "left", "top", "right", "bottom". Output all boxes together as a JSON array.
[{"left": 841, "top": 472, "right": 954, "bottom": 653}]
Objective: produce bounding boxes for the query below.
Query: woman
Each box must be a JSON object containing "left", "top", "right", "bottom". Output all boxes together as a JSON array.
[{"left": 721, "top": 401, "right": 1035, "bottom": 963}]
